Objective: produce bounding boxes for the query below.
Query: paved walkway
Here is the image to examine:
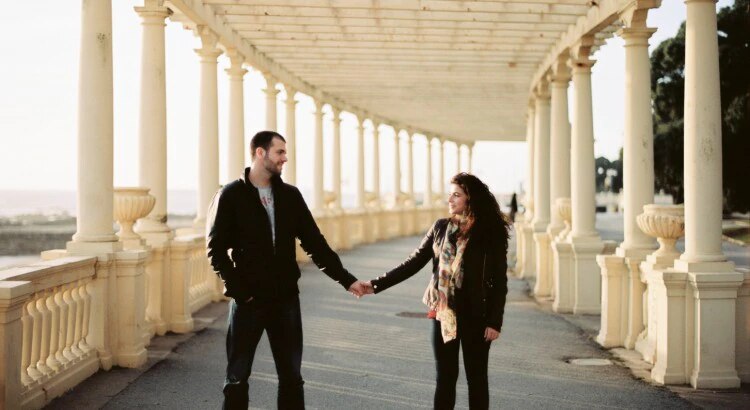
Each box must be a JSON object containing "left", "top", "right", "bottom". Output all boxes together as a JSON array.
[{"left": 48, "top": 228, "right": 747, "bottom": 409}]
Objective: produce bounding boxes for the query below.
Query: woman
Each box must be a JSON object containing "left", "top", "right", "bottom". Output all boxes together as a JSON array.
[{"left": 364, "top": 172, "right": 510, "bottom": 410}]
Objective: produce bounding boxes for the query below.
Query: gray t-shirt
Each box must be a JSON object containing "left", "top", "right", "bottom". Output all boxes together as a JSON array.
[{"left": 257, "top": 186, "right": 275, "bottom": 244}]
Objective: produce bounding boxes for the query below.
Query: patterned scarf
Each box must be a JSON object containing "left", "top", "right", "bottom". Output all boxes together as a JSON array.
[{"left": 422, "top": 219, "right": 469, "bottom": 343}]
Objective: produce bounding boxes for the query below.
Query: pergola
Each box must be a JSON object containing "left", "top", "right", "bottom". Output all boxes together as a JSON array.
[{"left": 0, "top": 0, "right": 747, "bottom": 408}]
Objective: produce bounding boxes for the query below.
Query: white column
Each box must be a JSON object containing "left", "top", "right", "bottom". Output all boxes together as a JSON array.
[
  {"left": 549, "top": 57, "right": 574, "bottom": 313},
  {"left": 467, "top": 142, "right": 474, "bottom": 173},
  {"left": 225, "top": 49, "right": 247, "bottom": 184},
  {"left": 425, "top": 136, "right": 434, "bottom": 207},
  {"left": 264, "top": 74, "right": 279, "bottom": 131},
  {"left": 283, "top": 85, "right": 297, "bottom": 185},
  {"left": 313, "top": 99, "right": 325, "bottom": 212},
  {"left": 332, "top": 107, "right": 342, "bottom": 209},
  {"left": 532, "top": 81, "right": 553, "bottom": 297},
  {"left": 192, "top": 27, "right": 222, "bottom": 231},
  {"left": 672, "top": 0, "right": 743, "bottom": 389},
  {"left": 356, "top": 116, "right": 366, "bottom": 209},
  {"left": 517, "top": 103, "right": 536, "bottom": 279},
  {"left": 407, "top": 132, "right": 415, "bottom": 203},
  {"left": 525, "top": 104, "right": 536, "bottom": 222},
  {"left": 619, "top": 25, "right": 659, "bottom": 349},
  {"left": 680, "top": 0, "right": 728, "bottom": 264},
  {"left": 134, "top": 1, "right": 170, "bottom": 234},
  {"left": 455, "top": 143, "right": 462, "bottom": 174},
  {"left": 569, "top": 38, "right": 604, "bottom": 314},
  {"left": 393, "top": 129, "right": 402, "bottom": 205},
  {"left": 438, "top": 138, "right": 446, "bottom": 198},
  {"left": 548, "top": 59, "right": 572, "bottom": 236},
  {"left": 372, "top": 122, "right": 382, "bottom": 204},
  {"left": 69, "top": 0, "right": 120, "bottom": 251}
]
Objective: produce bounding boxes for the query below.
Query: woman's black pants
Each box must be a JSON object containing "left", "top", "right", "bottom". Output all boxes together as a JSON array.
[{"left": 431, "top": 316, "right": 491, "bottom": 410}]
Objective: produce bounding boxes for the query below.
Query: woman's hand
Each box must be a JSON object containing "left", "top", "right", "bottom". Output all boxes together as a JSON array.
[{"left": 484, "top": 327, "right": 500, "bottom": 342}]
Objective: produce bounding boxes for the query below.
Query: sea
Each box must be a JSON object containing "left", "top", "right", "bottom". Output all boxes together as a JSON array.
[{"left": 0, "top": 189, "right": 199, "bottom": 218}]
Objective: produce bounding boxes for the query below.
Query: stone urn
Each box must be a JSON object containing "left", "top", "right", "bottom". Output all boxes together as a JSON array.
[
  {"left": 556, "top": 197, "right": 572, "bottom": 239},
  {"left": 114, "top": 187, "right": 156, "bottom": 246},
  {"left": 636, "top": 204, "right": 685, "bottom": 261}
]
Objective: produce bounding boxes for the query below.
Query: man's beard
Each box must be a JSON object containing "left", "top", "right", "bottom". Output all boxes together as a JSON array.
[{"left": 263, "top": 156, "right": 282, "bottom": 176}]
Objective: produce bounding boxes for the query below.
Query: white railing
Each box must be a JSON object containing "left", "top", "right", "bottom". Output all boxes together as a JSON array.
[{"left": 0, "top": 257, "right": 100, "bottom": 409}]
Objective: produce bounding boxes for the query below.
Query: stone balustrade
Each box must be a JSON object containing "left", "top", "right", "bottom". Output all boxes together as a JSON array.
[
  {"left": 0, "top": 257, "right": 100, "bottom": 408},
  {"left": 0, "top": 203, "right": 444, "bottom": 408}
]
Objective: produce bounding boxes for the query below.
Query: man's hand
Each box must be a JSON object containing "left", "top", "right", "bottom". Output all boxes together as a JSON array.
[
  {"left": 484, "top": 327, "right": 500, "bottom": 342},
  {"left": 348, "top": 280, "right": 367, "bottom": 298}
]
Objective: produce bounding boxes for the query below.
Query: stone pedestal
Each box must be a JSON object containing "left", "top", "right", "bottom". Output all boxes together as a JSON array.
[
  {"left": 680, "top": 262, "right": 743, "bottom": 389},
  {"left": 533, "top": 232, "right": 552, "bottom": 298},
  {"left": 113, "top": 250, "right": 149, "bottom": 368},
  {"left": 571, "top": 237, "right": 604, "bottom": 315},
  {"left": 596, "top": 254, "right": 628, "bottom": 347},
  {"left": 552, "top": 238, "right": 575, "bottom": 313},
  {"left": 650, "top": 269, "right": 689, "bottom": 385}
]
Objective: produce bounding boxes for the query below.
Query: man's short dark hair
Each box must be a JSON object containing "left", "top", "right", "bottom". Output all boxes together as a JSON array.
[{"left": 250, "top": 131, "right": 286, "bottom": 157}]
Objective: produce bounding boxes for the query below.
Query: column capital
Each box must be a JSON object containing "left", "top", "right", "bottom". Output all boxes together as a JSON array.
[
  {"left": 331, "top": 106, "right": 342, "bottom": 122},
  {"left": 533, "top": 78, "right": 551, "bottom": 100},
  {"left": 283, "top": 84, "right": 298, "bottom": 104},
  {"left": 224, "top": 49, "right": 247, "bottom": 78},
  {"left": 548, "top": 55, "right": 571, "bottom": 85},
  {"left": 313, "top": 99, "right": 325, "bottom": 112},
  {"left": 263, "top": 73, "right": 280, "bottom": 96},
  {"left": 618, "top": 0, "right": 661, "bottom": 29},
  {"left": 194, "top": 26, "right": 221, "bottom": 60},
  {"left": 617, "top": 27, "right": 657, "bottom": 47},
  {"left": 570, "top": 34, "right": 595, "bottom": 60},
  {"left": 134, "top": 1, "right": 170, "bottom": 22}
]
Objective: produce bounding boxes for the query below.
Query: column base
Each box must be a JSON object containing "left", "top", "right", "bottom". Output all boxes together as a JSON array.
[
  {"left": 170, "top": 316, "right": 195, "bottom": 334},
  {"left": 66, "top": 240, "right": 123, "bottom": 255},
  {"left": 684, "top": 269, "right": 744, "bottom": 389},
  {"left": 620, "top": 247, "right": 654, "bottom": 350},
  {"left": 596, "top": 254, "right": 627, "bottom": 348},
  {"left": 533, "top": 231, "right": 552, "bottom": 298},
  {"left": 552, "top": 238, "right": 574, "bottom": 313},
  {"left": 116, "top": 348, "right": 148, "bottom": 368},
  {"left": 571, "top": 236, "right": 604, "bottom": 315},
  {"left": 520, "top": 224, "right": 536, "bottom": 279}
]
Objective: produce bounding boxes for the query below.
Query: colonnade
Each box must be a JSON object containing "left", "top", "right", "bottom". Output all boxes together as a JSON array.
[
  {"left": 68, "top": 0, "right": 479, "bottom": 255},
  {"left": 514, "top": 0, "right": 749, "bottom": 389}
]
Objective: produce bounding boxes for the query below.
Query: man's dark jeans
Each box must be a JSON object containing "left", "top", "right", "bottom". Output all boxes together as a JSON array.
[
  {"left": 431, "top": 316, "right": 491, "bottom": 410},
  {"left": 223, "top": 295, "right": 304, "bottom": 410}
]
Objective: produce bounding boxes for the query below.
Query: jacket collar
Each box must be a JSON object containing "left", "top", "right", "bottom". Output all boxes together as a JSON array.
[{"left": 242, "top": 167, "right": 283, "bottom": 191}]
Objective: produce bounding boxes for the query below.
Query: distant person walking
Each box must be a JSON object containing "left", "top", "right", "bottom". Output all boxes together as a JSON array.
[
  {"left": 362, "top": 172, "right": 510, "bottom": 410},
  {"left": 509, "top": 192, "right": 518, "bottom": 222},
  {"left": 206, "top": 131, "right": 368, "bottom": 410}
]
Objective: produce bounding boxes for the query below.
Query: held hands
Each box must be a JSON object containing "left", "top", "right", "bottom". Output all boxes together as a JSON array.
[
  {"left": 347, "top": 280, "right": 375, "bottom": 298},
  {"left": 484, "top": 327, "right": 500, "bottom": 342}
]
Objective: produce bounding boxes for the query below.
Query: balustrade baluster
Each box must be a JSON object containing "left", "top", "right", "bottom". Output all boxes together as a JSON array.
[
  {"left": 79, "top": 280, "right": 93, "bottom": 353},
  {"left": 35, "top": 294, "right": 53, "bottom": 376},
  {"left": 21, "top": 301, "right": 33, "bottom": 385},
  {"left": 54, "top": 291, "right": 70, "bottom": 366},
  {"left": 27, "top": 296, "right": 43, "bottom": 381},
  {"left": 71, "top": 282, "right": 85, "bottom": 357},
  {"left": 45, "top": 289, "right": 62, "bottom": 372},
  {"left": 62, "top": 286, "right": 77, "bottom": 361}
]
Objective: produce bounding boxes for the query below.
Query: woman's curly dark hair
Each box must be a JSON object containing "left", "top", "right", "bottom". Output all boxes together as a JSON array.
[{"left": 450, "top": 173, "right": 511, "bottom": 247}]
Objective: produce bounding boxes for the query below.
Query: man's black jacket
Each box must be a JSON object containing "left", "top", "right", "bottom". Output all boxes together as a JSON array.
[
  {"left": 206, "top": 167, "right": 356, "bottom": 301},
  {"left": 370, "top": 218, "right": 509, "bottom": 331}
]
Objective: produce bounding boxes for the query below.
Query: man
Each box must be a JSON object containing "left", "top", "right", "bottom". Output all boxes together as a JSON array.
[{"left": 206, "top": 130, "right": 367, "bottom": 409}]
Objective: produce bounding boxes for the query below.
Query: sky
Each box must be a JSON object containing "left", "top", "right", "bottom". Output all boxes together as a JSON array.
[{"left": 0, "top": 0, "right": 735, "bottom": 207}]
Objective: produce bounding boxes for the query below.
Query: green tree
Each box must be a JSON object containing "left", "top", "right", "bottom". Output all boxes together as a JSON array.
[{"left": 651, "top": 0, "right": 749, "bottom": 211}]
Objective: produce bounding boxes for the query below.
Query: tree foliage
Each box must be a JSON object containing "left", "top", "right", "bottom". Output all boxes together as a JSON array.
[{"left": 650, "top": 0, "right": 750, "bottom": 211}]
